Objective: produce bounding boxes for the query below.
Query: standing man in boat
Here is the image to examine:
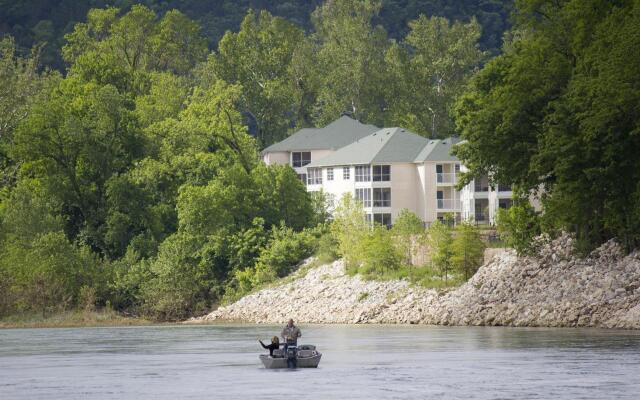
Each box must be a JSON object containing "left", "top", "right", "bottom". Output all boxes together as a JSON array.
[
  {"left": 281, "top": 319, "right": 301, "bottom": 347},
  {"left": 281, "top": 319, "right": 301, "bottom": 368}
]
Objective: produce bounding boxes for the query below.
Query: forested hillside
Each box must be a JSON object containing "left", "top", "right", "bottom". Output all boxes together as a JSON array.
[
  {"left": 1, "top": 0, "right": 638, "bottom": 325},
  {"left": 0, "top": 0, "right": 512, "bottom": 70},
  {"left": 0, "top": 0, "right": 497, "bottom": 322}
]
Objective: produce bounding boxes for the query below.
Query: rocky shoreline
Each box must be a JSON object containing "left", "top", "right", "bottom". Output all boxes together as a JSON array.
[{"left": 193, "top": 234, "right": 640, "bottom": 329}]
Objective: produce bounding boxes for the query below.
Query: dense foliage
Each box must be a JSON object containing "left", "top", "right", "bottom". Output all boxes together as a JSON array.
[
  {"left": 1, "top": 0, "right": 508, "bottom": 144},
  {"left": 332, "top": 196, "right": 484, "bottom": 286},
  {"left": 0, "top": 0, "right": 512, "bottom": 70},
  {"left": 197, "top": 0, "right": 488, "bottom": 144},
  {"left": 0, "top": 6, "right": 320, "bottom": 320},
  {"left": 453, "top": 0, "right": 640, "bottom": 251},
  {"left": 2, "top": 0, "right": 635, "bottom": 321}
]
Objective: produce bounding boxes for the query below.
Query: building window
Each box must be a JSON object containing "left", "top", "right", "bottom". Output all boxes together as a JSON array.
[
  {"left": 373, "top": 213, "right": 392, "bottom": 228},
  {"left": 474, "top": 175, "right": 489, "bottom": 192},
  {"left": 355, "top": 165, "right": 371, "bottom": 182},
  {"left": 343, "top": 166, "right": 350, "bottom": 180},
  {"left": 373, "top": 188, "right": 391, "bottom": 207},
  {"left": 297, "top": 174, "right": 307, "bottom": 186},
  {"left": 455, "top": 164, "right": 461, "bottom": 173},
  {"left": 372, "top": 165, "right": 390, "bottom": 181},
  {"left": 326, "top": 193, "right": 336, "bottom": 209},
  {"left": 307, "top": 168, "right": 322, "bottom": 185},
  {"left": 498, "top": 183, "right": 511, "bottom": 192},
  {"left": 355, "top": 188, "right": 372, "bottom": 207},
  {"left": 326, "top": 167, "right": 334, "bottom": 181},
  {"left": 292, "top": 152, "right": 311, "bottom": 168},
  {"left": 365, "top": 214, "right": 373, "bottom": 225},
  {"left": 498, "top": 199, "right": 513, "bottom": 209}
]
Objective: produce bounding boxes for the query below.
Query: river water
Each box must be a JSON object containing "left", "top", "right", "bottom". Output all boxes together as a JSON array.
[{"left": 1, "top": 324, "right": 639, "bottom": 399}]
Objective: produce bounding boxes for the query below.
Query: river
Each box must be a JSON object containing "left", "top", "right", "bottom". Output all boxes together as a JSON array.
[{"left": 1, "top": 325, "right": 639, "bottom": 399}]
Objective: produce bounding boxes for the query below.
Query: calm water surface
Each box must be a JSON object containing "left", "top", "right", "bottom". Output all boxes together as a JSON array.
[{"left": 1, "top": 324, "right": 639, "bottom": 399}]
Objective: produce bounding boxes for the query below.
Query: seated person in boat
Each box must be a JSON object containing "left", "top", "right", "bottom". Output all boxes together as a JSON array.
[
  {"left": 259, "top": 336, "right": 281, "bottom": 357},
  {"left": 281, "top": 319, "right": 301, "bottom": 347}
]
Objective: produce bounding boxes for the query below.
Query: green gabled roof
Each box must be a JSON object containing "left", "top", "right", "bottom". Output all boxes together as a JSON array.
[
  {"left": 413, "top": 137, "right": 462, "bottom": 162},
  {"left": 261, "top": 115, "right": 379, "bottom": 153},
  {"left": 306, "top": 128, "right": 430, "bottom": 167}
]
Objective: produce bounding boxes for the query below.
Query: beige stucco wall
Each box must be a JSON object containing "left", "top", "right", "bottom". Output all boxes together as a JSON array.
[
  {"left": 423, "top": 162, "right": 438, "bottom": 223},
  {"left": 263, "top": 149, "right": 334, "bottom": 169},
  {"left": 388, "top": 163, "right": 419, "bottom": 222},
  {"left": 416, "top": 164, "right": 427, "bottom": 222},
  {"left": 263, "top": 151, "right": 290, "bottom": 165}
]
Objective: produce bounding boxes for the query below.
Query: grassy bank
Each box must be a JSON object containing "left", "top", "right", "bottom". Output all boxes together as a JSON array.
[
  {"left": 351, "top": 264, "right": 465, "bottom": 290},
  {"left": 0, "top": 309, "right": 155, "bottom": 329}
]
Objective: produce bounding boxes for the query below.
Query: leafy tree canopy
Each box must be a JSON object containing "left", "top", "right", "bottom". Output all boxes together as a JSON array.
[{"left": 454, "top": 0, "right": 640, "bottom": 250}]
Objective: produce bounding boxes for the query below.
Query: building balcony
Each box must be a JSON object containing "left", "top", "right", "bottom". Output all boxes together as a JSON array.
[
  {"left": 474, "top": 212, "right": 490, "bottom": 224},
  {"left": 437, "top": 198, "right": 461, "bottom": 210},
  {"left": 436, "top": 172, "right": 458, "bottom": 185},
  {"left": 474, "top": 175, "right": 490, "bottom": 192}
]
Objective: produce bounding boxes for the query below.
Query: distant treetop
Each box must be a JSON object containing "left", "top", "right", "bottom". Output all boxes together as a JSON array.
[{"left": 0, "top": 0, "right": 512, "bottom": 71}]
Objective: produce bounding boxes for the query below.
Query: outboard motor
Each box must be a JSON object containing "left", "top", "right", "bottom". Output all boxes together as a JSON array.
[{"left": 286, "top": 345, "right": 298, "bottom": 368}]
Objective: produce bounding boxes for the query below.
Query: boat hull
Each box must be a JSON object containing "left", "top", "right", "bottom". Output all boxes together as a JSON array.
[{"left": 259, "top": 353, "right": 322, "bottom": 369}]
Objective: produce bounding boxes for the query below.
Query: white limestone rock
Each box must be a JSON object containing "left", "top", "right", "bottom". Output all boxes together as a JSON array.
[{"left": 190, "top": 234, "right": 640, "bottom": 329}]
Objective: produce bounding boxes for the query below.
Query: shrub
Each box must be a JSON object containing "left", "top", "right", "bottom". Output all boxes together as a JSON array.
[
  {"left": 315, "top": 231, "right": 339, "bottom": 264},
  {"left": 331, "top": 194, "right": 368, "bottom": 271},
  {"left": 451, "top": 222, "right": 485, "bottom": 280},
  {"left": 359, "top": 225, "right": 403, "bottom": 278},
  {"left": 79, "top": 285, "right": 97, "bottom": 313},
  {"left": 496, "top": 198, "right": 540, "bottom": 255},
  {"left": 392, "top": 208, "right": 425, "bottom": 264},
  {"left": 427, "top": 220, "right": 453, "bottom": 282},
  {"left": 1, "top": 232, "right": 101, "bottom": 317},
  {"left": 140, "top": 233, "right": 212, "bottom": 320},
  {"left": 222, "top": 225, "right": 318, "bottom": 303},
  {"left": 256, "top": 224, "right": 316, "bottom": 278}
]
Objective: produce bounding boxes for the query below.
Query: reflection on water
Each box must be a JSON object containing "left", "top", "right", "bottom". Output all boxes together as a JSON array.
[{"left": 1, "top": 325, "right": 640, "bottom": 399}]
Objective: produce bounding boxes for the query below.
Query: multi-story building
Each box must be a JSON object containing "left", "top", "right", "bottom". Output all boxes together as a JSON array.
[
  {"left": 262, "top": 116, "right": 513, "bottom": 227},
  {"left": 261, "top": 115, "right": 379, "bottom": 185}
]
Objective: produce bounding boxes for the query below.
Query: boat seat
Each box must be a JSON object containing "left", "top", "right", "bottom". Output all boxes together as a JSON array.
[
  {"left": 298, "top": 345, "right": 316, "bottom": 351},
  {"left": 272, "top": 349, "right": 284, "bottom": 358},
  {"left": 297, "top": 350, "right": 314, "bottom": 358}
]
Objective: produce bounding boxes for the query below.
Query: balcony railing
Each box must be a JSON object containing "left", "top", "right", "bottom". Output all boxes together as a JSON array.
[
  {"left": 437, "top": 198, "right": 461, "bottom": 210},
  {"left": 436, "top": 172, "right": 457, "bottom": 184},
  {"left": 475, "top": 213, "right": 489, "bottom": 223}
]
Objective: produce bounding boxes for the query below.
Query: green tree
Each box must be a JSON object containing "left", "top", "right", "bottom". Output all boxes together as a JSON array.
[
  {"left": 1, "top": 232, "right": 101, "bottom": 317},
  {"left": 205, "top": 9, "right": 306, "bottom": 145},
  {"left": 331, "top": 193, "right": 369, "bottom": 272},
  {"left": 139, "top": 232, "right": 209, "bottom": 320},
  {"left": 451, "top": 222, "right": 485, "bottom": 280},
  {"left": 360, "top": 224, "right": 402, "bottom": 277},
  {"left": 251, "top": 164, "right": 315, "bottom": 230},
  {"left": 0, "top": 1, "right": 513, "bottom": 72},
  {"left": 0, "top": 36, "right": 51, "bottom": 188},
  {"left": 496, "top": 195, "right": 540, "bottom": 255},
  {"left": 287, "top": 37, "right": 322, "bottom": 129},
  {"left": 391, "top": 208, "right": 424, "bottom": 264},
  {"left": 311, "top": 0, "right": 389, "bottom": 125},
  {"left": 13, "top": 77, "right": 144, "bottom": 252},
  {"left": 428, "top": 220, "right": 453, "bottom": 282},
  {"left": 385, "top": 15, "right": 484, "bottom": 137},
  {"left": 135, "top": 72, "right": 190, "bottom": 127},
  {"left": 254, "top": 224, "right": 316, "bottom": 279},
  {"left": 63, "top": 5, "right": 207, "bottom": 93},
  {"left": 454, "top": 0, "right": 640, "bottom": 251}
]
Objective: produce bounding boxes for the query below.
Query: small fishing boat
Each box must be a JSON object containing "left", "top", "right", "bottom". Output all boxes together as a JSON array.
[{"left": 259, "top": 344, "right": 322, "bottom": 369}]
